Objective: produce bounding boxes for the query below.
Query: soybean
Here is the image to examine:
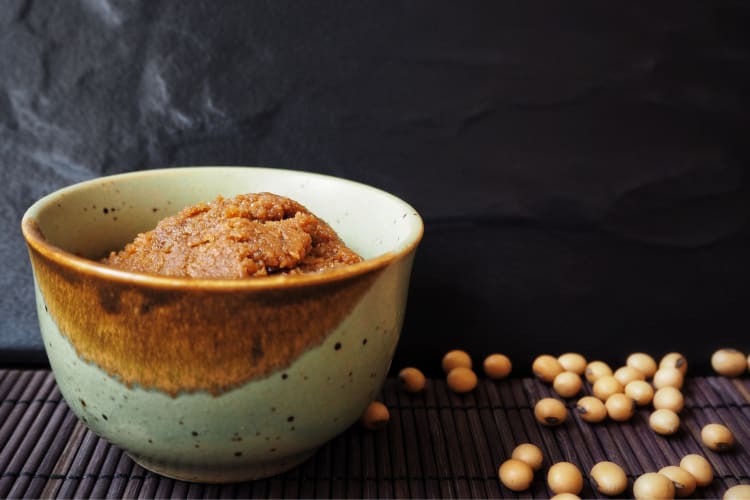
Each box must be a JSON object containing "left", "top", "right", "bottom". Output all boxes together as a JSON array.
[
  {"left": 658, "top": 465, "right": 696, "bottom": 498},
  {"left": 558, "top": 353, "right": 587, "bottom": 375},
  {"left": 724, "top": 484, "right": 750, "bottom": 500},
  {"left": 606, "top": 393, "right": 636, "bottom": 422},
  {"left": 442, "top": 350, "right": 472, "bottom": 373},
  {"left": 592, "top": 375, "right": 623, "bottom": 401},
  {"left": 511, "top": 443, "right": 544, "bottom": 471},
  {"left": 360, "top": 401, "right": 390, "bottom": 430},
  {"left": 550, "top": 494, "right": 580, "bottom": 500},
  {"left": 553, "top": 371, "right": 583, "bottom": 398},
  {"left": 483, "top": 353, "right": 512, "bottom": 379},
  {"left": 532, "top": 354, "right": 564, "bottom": 383},
  {"left": 679, "top": 454, "right": 713, "bottom": 487},
  {"left": 614, "top": 365, "right": 646, "bottom": 386},
  {"left": 653, "top": 386, "right": 684, "bottom": 413},
  {"left": 650, "top": 408, "right": 680, "bottom": 435},
  {"left": 498, "top": 458, "right": 534, "bottom": 492},
  {"left": 585, "top": 360, "right": 613, "bottom": 383},
  {"left": 547, "top": 462, "right": 583, "bottom": 495},
  {"left": 660, "top": 352, "right": 688, "bottom": 375},
  {"left": 398, "top": 367, "right": 426, "bottom": 393},
  {"left": 446, "top": 367, "right": 478, "bottom": 393},
  {"left": 590, "top": 461, "right": 628, "bottom": 496},
  {"left": 711, "top": 349, "right": 747, "bottom": 377},
  {"left": 625, "top": 380, "right": 655, "bottom": 406},
  {"left": 534, "top": 398, "right": 567, "bottom": 426},
  {"left": 653, "top": 367, "right": 684, "bottom": 390},
  {"left": 701, "top": 423, "right": 735, "bottom": 451},
  {"left": 633, "top": 472, "right": 675, "bottom": 500},
  {"left": 576, "top": 396, "right": 607, "bottom": 424},
  {"left": 627, "top": 352, "right": 658, "bottom": 378}
]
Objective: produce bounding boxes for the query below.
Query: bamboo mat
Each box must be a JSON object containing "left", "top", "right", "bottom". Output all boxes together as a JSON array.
[{"left": 1, "top": 369, "right": 749, "bottom": 499}]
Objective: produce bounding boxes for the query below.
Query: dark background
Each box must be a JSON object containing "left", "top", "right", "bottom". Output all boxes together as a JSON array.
[{"left": 2, "top": 1, "right": 749, "bottom": 376}]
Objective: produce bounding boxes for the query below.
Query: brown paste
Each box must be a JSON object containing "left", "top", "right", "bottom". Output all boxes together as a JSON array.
[{"left": 102, "top": 192, "right": 362, "bottom": 278}]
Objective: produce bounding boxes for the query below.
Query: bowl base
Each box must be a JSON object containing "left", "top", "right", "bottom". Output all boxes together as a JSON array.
[{"left": 127, "top": 448, "right": 317, "bottom": 483}]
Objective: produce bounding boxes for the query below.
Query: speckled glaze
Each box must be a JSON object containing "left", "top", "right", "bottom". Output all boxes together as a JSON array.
[{"left": 22, "top": 167, "right": 423, "bottom": 483}]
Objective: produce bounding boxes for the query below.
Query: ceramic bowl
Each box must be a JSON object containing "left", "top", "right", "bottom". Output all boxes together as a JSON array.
[{"left": 21, "top": 167, "right": 423, "bottom": 483}]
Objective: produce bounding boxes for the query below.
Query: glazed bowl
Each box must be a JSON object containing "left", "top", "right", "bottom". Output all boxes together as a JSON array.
[{"left": 21, "top": 167, "right": 423, "bottom": 483}]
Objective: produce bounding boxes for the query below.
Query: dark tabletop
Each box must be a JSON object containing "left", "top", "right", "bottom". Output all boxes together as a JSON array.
[
  {"left": 2, "top": 2, "right": 750, "bottom": 373},
  {"left": 2, "top": 370, "right": 749, "bottom": 499}
]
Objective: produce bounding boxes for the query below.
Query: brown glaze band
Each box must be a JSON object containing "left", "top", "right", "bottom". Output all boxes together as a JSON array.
[{"left": 27, "top": 229, "right": 380, "bottom": 396}]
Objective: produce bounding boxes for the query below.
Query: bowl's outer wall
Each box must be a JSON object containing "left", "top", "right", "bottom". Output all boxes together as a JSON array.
[
  {"left": 23, "top": 166, "right": 421, "bottom": 480},
  {"left": 32, "top": 244, "right": 416, "bottom": 481},
  {"left": 29, "top": 241, "right": 381, "bottom": 395}
]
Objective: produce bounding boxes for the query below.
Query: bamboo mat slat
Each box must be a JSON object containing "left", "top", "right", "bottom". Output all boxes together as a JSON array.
[{"left": 1, "top": 370, "right": 749, "bottom": 499}]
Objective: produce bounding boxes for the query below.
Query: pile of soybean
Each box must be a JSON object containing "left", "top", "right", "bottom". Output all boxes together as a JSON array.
[{"left": 358, "top": 348, "right": 748, "bottom": 499}]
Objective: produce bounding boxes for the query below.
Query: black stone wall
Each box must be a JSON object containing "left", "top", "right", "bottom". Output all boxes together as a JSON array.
[{"left": 2, "top": 1, "right": 749, "bottom": 374}]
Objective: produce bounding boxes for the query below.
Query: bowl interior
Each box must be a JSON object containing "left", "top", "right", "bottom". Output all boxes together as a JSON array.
[{"left": 24, "top": 167, "right": 423, "bottom": 265}]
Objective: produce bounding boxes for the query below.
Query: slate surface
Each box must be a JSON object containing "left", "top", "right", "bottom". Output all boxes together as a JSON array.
[{"left": 1, "top": 1, "right": 749, "bottom": 373}]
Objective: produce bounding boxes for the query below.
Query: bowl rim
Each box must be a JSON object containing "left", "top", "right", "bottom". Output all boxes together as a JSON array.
[{"left": 21, "top": 166, "right": 424, "bottom": 291}]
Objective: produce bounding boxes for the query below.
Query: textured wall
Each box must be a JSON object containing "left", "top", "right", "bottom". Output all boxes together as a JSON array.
[{"left": 2, "top": 1, "right": 749, "bottom": 374}]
